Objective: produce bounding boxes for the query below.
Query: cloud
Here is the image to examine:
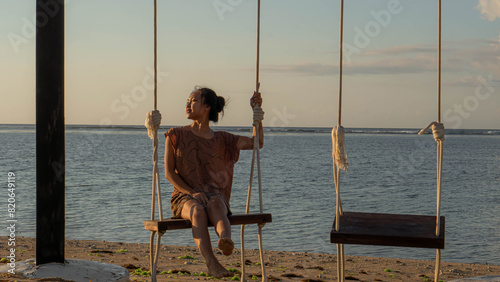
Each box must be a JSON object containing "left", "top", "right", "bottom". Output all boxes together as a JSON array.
[
  {"left": 446, "top": 75, "right": 500, "bottom": 98},
  {"left": 259, "top": 38, "right": 500, "bottom": 78},
  {"left": 447, "top": 75, "right": 488, "bottom": 87},
  {"left": 347, "top": 57, "right": 436, "bottom": 75},
  {"left": 476, "top": 0, "right": 500, "bottom": 21},
  {"left": 451, "top": 39, "right": 500, "bottom": 76},
  {"left": 261, "top": 57, "right": 435, "bottom": 76},
  {"left": 362, "top": 45, "right": 438, "bottom": 56},
  {"left": 259, "top": 43, "right": 446, "bottom": 76},
  {"left": 261, "top": 63, "right": 336, "bottom": 76}
]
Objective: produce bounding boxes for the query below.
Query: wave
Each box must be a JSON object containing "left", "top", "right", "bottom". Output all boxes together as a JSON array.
[{"left": 259, "top": 127, "right": 500, "bottom": 135}]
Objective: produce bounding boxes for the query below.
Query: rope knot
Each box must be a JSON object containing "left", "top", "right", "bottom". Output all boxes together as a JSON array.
[
  {"left": 419, "top": 121, "right": 445, "bottom": 142},
  {"left": 332, "top": 125, "right": 349, "bottom": 171},
  {"left": 252, "top": 105, "right": 264, "bottom": 125},
  {"left": 145, "top": 110, "right": 162, "bottom": 139}
]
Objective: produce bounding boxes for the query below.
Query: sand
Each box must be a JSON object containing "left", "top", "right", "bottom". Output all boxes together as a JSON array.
[{"left": 1, "top": 236, "right": 499, "bottom": 281}]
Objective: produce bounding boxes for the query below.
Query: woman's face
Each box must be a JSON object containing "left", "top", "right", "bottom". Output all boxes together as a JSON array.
[{"left": 186, "top": 90, "right": 209, "bottom": 120}]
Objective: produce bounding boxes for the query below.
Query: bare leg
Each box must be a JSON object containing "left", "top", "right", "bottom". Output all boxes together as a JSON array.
[
  {"left": 180, "top": 199, "right": 233, "bottom": 278},
  {"left": 206, "top": 196, "right": 234, "bottom": 256}
]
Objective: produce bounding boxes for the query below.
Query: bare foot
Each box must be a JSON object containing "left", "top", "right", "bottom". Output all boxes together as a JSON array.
[
  {"left": 218, "top": 238, "right": 234, "bottom": 256},
  {"left": 207, "top": 261, "right": 234, "bottom": 278}
]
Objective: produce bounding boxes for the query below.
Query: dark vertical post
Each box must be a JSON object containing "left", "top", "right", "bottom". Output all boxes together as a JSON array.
[{"left": 36, "top": 0, "right": 65, "bottom": 264}]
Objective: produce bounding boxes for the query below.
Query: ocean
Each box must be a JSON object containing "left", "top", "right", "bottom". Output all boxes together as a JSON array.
[{"left": 1, "top": 124, "right": 499, "bottom": 265}]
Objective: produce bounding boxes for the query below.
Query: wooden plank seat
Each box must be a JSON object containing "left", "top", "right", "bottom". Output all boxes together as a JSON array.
[
  {"left": 331, "top": 212, "right": 445, "bottom": 249},
  {"left": 145, "top": 213, "right": 272, "bottom": 232}
]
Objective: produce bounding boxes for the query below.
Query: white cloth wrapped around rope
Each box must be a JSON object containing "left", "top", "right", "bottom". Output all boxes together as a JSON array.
[
  {"left": 332, "top": 125, "right": 349, "bottom": 172},
  {"left": 419, "top": 122, "right": 445, "bottom": 142},
  {"left": 145, "top": 110, "right": 162, "bottom": 139},
  {"left": 253, "top": 105, "right": 265, "bottom": 125}
]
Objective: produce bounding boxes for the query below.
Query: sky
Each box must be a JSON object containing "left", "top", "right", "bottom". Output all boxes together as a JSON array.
[{"left": 0, "top": 0, "right": 499, "bottom": 129}]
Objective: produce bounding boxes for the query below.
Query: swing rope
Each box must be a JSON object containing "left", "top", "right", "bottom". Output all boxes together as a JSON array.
[
  {"left": 146, "top": 0, "right": 162, "bottom": 222},
  {"left": 241, "top": 1, "right": 268, "bottom": 281},
  {"left": 144, "top": 1, "right": 164, "bottom": 281},
  {"left": 418, "top": 2, "right": 444, "bottom": 281},
  {"left": 332, "top": 0, "right": 347, "bottom": 281},
  {"left": 332, "top": 125, "right": 347, "bottom": 282}
]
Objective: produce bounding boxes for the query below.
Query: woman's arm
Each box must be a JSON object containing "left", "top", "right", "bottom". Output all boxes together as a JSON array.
[
  {"left": 237, "top": 121, "right": 264, "bottom": 150},
  {"left": 165, "top": 135, "right": 208, "bottom": 205}
]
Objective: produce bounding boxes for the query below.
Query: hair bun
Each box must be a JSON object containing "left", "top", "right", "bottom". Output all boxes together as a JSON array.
[
  {"left": 216, "top": 96, "right": 225, "bottom": 113},
  {"left": 196, "top": 86, "right": 225, "bottom": 123}
]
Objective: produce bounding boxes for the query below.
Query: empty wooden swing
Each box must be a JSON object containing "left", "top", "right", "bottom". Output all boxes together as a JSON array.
[
  {"left": 143, "top": 1, "right": 271, "bottom": 281},
  {"left": 330, "top": 1, "right": 446, "bottom": 282}
]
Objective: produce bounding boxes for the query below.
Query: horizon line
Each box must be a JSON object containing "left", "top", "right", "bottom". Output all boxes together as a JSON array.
[{"left": 1, "top": 123, "right": 499, "bottom": 131}]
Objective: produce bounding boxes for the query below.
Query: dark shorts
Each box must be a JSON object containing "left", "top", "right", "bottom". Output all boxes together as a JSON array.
[{"left": 170, "top": 192, "right": 232, "bottom": 219}]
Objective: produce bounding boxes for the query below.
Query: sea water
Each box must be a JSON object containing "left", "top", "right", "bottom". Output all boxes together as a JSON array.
[{"left": 0, "top": 124, "right": 499, "bottom": 265}]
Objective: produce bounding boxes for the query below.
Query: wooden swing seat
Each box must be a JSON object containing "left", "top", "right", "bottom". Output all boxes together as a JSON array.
[
  {"left": 330, "top": 212, "right": 445, "bottom": 249},
  {"left": 145, "top": 213, "right": 272, "bottom": 232}
]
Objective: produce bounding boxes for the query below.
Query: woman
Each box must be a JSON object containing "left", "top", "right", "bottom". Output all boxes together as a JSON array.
[{"left": 164, "top": 86, "right": 263, "bottom": 278}]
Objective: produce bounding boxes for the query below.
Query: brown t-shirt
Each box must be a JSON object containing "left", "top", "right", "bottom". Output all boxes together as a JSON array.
[{"left": 165, "top": 126, "right": 241, "bottom": 206}]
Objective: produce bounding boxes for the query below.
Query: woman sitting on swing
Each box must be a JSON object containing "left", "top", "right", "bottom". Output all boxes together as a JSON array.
[{"left": 164, "top": 86, "right": 264, "bottom": 278}]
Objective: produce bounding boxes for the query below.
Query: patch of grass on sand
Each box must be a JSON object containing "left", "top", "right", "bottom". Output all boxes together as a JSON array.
[
  {"left": 132, "top": 268, "right": 151, "bottom": 277},
  {"left": 228, "top": 267, "right": 241, "bottom": 274}
]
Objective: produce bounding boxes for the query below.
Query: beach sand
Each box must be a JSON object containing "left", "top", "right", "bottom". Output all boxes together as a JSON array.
[{"left": 1, "top": 236, "right": 499, "bottom": 281}]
